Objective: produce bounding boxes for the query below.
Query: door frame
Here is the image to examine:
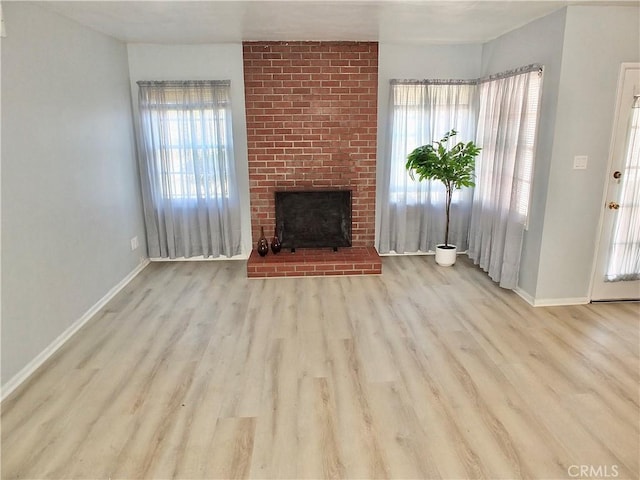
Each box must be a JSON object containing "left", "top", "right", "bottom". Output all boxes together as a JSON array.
[{"left": 589, "top": 62, "right": 640, "bottom": 301}]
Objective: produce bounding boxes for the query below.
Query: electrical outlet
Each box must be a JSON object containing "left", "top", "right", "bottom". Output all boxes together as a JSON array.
[{"left": 130, "top": 236, "right": 139, "bottom": 251}]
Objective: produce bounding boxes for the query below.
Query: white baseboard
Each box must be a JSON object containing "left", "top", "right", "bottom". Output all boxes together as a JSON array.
[
  {"left": 149, "top": 253, "right": 248, "bottom": 262},
  {"left": 531, "top": 297, "right": 590, "bottom": 307},
  {"left": 514, "top": 287, "right": 536, "bottom": 306},
  {"left": 1, "top": 259, "right": 150, "bottom": 402},
  {"left": 378, "top": 249, "right": 469, "bottom": 257},
  {"left": 514, "top": 287, "right": 589, "bottom": 307}
]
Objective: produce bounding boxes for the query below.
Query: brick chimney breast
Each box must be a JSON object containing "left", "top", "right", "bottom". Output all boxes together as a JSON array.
[{"left": 243, "top": 41, "right": 378, "bottom": 247}]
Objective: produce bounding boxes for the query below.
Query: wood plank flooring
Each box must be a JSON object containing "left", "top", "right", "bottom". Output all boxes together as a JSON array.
[{"left": 2, "top": 256, "right": 638, "bottom": 479}]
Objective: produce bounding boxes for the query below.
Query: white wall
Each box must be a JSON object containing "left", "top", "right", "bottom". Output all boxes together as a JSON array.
[
  {"left": 535, "top": 5, "right": 640, "bottom": 301},
  {"left": 375, "top": 43, "right": 483, "bottom": 245},
  {"left": 126, "top": 44, "right": 252, "bottom": 255},
  {"left": 480, "top": 8, "right": 567, "bottom": 299},
  {"left": 1, "top": 3, "right": 146, "bottom": 388}
]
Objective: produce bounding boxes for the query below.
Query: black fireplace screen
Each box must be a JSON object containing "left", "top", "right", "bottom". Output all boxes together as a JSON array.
[{"left": 275, "top": 190, "right": 352, "bottom": 249}]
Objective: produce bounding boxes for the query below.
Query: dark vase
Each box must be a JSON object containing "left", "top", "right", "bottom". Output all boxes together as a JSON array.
[
  {"left": 271, "top": 227, "right": 282, "bottom": 254},
  {"left": 257, "top": 227, "right": 269, "bottom": 257}
]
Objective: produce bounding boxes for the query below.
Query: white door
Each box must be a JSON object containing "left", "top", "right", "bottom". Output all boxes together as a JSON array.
[{"left": 591, "top": 63, "right": 640, "bottom": 301}]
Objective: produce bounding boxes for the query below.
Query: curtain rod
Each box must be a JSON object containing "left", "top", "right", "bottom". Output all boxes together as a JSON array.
[
  {"left": 137, "top": 80, "right": 231, "bottom": 87},
  {"left": 391, "top": 64, "right": 543, "bottom": 86},
  {"left": 478, "top": 64, "right": 543, "bottom": 83}
]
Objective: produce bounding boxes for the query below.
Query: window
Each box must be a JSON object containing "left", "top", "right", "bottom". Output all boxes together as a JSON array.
[
  {"left": 380, "top": 65, "right": 544, "bottom": 281},
  {"left": 138, "top": 81, "right": 233, "bottom": 201},
  {"left": 475, "top": 70, "right": 542, "bottom": 222},
  {"left": 389, "top": 82, "right": 477, "bottom": 205},
  {"left": 136, "top": 80, "right": 241, "bottom": 259},
  {"left": 468, "top": 66, "right": 544, "bottom": 288},
  {"left": 157, "top": 108, "right": 230, "bottom": 200},
  {"left": 518, "top": 72, "right": 542, "bottom": 219}
]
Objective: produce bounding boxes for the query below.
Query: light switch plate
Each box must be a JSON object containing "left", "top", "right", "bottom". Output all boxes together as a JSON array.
[{"left": 573, "top": 155, "right": 588, "bottom": 169}]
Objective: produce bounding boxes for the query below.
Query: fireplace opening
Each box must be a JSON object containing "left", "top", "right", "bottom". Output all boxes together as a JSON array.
[{"left": 275, "top": 190, "right": 352, "bottom": 250}]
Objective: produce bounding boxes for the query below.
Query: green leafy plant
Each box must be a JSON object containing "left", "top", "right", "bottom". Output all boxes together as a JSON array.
[{"left": 406, "top": 129, "right": 481, "bottom": 247}]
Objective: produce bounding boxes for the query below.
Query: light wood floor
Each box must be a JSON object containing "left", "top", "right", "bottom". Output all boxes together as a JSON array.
[{"left": 2, "top": 256, "right": 638, "bottom": 479}]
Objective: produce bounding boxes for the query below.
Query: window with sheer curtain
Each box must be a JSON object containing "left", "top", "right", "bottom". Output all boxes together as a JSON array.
[
  {"left": 468, "top": 67, "right": 543, "bottom": 288},
  {"left": 152, "top": 107, "right": 231, "bottom": 200},
  {"left": 137, "top": 80, "right": 241, "bottom": 259},
  {"left": 378, "top": 81, "right": 477, "bottom": 254},
  {"left": 387, "top": 82, "right": 476, "bottom": 204},
  {"left": 473, "top": 71, "right": 541, "bottom": 222},
  {"left": 378, "top": 66, "right": 543, "bottom": 289}
]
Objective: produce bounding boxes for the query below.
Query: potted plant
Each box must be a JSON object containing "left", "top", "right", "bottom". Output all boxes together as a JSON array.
[{"left": 406, "top": 129, "right": 481, "bottom": 266}]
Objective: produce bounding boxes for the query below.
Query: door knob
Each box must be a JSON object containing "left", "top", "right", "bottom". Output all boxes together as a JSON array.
[
  {"left": 608, "top": 201, "right": 620, "bottom": 210},
  {"left": 613, "top": 171, "right": 622, "bottom": 179}
]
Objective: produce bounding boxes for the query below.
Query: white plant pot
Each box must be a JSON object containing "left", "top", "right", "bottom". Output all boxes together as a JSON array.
[{"left": 435, "top": 244, "right": 457, "bottom": 266}]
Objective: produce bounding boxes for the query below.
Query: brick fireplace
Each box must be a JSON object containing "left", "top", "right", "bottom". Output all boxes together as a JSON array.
[{"left": 243, "top": 41, "right": 381, "bottom": 277}]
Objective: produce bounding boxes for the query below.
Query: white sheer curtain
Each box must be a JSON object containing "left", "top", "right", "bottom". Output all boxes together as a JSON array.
[
  {"left": 378, "top": 81, "right": 477, "bottom": 253},
  {"left": 137, "top": 80, "right": 241, "bottom": 259},
  {"left": 606, "top": 95, "right": 640, "bottom": 281},
  {"left": 468, "top": 67, "right": 542, "bottom": 288}
]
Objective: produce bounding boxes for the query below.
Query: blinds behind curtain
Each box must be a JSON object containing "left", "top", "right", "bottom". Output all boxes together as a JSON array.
[
  {"left": 137, "top": 81, "right": 242, "bottom": 259},
  {"left": 378, "top": 82, "right": 477, "bottom": 253}
]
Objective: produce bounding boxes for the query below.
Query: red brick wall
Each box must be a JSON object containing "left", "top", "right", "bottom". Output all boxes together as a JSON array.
[{"left": 242, "top": 41, "right": 378, "bottom": 247}]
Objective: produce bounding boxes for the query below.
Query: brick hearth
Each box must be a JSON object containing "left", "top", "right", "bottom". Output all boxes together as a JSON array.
[
  {"left": 247, "top": 247, "right": 381, "bottom": 278},
  {"left": 243, "top": 41, "right": 379, "bottom": 278}
]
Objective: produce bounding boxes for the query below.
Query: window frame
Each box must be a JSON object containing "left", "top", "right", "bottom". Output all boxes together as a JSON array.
[
  {"left": 388, "top": 82, "right": 477, "bottom": 206},
  {"left": 138, "top": 80, "right": 233, "bottom": 202}
]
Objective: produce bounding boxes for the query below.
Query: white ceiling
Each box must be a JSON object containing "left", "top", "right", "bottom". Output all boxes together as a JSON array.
[{"left": 35, "top": 0, "right": 636, "bottom": 45}]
